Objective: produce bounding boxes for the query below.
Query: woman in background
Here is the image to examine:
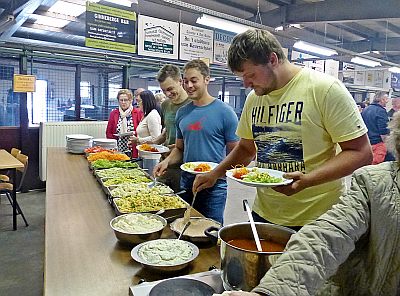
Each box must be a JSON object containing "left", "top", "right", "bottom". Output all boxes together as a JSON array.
[
  {"left": 130, "top": 90, "right": 162, "bottom": 174},
  {"left": 106, "top": 89, "right": 143, "bottom": 157},
  {"left": 155, "top": 92, "right": 167, "bottom": 105},
  {"left": 130, "top": 90, "right": 162, "bottom": 144}
]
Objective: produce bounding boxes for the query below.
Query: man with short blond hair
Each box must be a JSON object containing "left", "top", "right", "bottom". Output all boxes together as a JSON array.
[
  {"left": 151, "top": 64, "right": 190, "bottom": 191},
  {"left": 154, "top": 60, "right": 239, "bottom": 223},
  {"left": 193, "top": 29, "right": 372, "bottom": 229}
]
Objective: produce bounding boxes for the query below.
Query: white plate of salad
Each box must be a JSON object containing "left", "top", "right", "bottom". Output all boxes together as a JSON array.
[
  {"left": 180, "top": 161, "right": 219, "bottom": 174},
  {"left": 226, "top": 167, "right": 292, "bottom": 187}
]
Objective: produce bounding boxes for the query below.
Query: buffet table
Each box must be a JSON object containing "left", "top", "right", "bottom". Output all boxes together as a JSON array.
[{"left": 44, "top": 147, "right": 220, "bottom": 296}]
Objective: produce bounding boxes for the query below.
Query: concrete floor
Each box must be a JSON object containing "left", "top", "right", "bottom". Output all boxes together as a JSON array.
[
  {"left": 0, "top": 179, "right": 255, "bottom": 296},
  {"left": 0, "top": 190, "right": 45, "bottom": 296}
]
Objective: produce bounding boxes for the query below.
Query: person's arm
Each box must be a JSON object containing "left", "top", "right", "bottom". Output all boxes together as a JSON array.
[
  {"left": 253, "top": 169, "right": 371, "bottom": 296},
  {"left": 226, "top": 140, "right": 239, "bottom": 154},
  {"left": 377, "top": 109, "right": 390, "bottom": 142},
  {"left": 106, "top": 110, "right": 117, "bottom": 139},
  {"left": 193, "top": 138, "right": 256, "bottom": 192},
  {"left": 153, "top": 138, "right": 184, "bottom": 176},
  {"left": 275, "top": 134, "right": 372, "bottom": 196}
]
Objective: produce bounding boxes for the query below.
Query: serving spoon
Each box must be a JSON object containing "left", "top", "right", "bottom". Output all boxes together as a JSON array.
[{"left": 243, "top": 199, "right": 263, "bottom": 252}]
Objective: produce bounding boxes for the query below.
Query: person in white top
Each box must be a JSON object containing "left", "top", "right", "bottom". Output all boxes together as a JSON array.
[
  {"left": 130, "top": 90, "right": 162, "bottom": 172},
  {"left": 131, "top": 90, "right": 162, "bottom": 144}
]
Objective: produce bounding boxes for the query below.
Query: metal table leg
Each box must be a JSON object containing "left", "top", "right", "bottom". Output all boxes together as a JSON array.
[{"left": 12, "top": 168, "right": 17, "bottom": 230}]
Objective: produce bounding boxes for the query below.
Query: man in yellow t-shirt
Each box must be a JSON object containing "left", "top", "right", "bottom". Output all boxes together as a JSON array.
[{"left": 193, "top": 29, "right": 372, "bottom": 228}]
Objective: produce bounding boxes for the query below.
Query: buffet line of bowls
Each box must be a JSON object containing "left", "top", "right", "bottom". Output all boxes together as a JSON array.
[{"left": 85, "top": 153, "right": 205, "bottom": 273}]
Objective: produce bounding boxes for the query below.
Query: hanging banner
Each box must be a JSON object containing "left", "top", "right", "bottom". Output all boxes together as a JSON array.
[
  {"left": 213, "top": 30, "right": 235, "bottom": 65},
  {"left": 13, "top": 74, "right": 36, "bottom": 93},
  {"left": 137, "top": 15, "right": 179, "bottom": 59},
  {"left": 179, "top": 23, "right": 213, "bottom": 62},
  {"left": 85, "top": 2, "right": 136, "bottom": 53}
]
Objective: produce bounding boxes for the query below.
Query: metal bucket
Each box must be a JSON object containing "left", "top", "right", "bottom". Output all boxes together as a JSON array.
[{"left": 205, "top": 222, "right": 295, "bottom": 291}]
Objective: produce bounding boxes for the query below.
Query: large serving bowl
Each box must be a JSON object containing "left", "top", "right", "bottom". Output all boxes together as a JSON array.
[
  {"left": 110, "top": 213, "right": 167, "bottom": 245},
  {"left": 170, "top": 217, "right": 221, "bottom": 244},
  {"left": 131, "top": 238, "right": 199, "bottom": 272},
  {"left": 205, "top": 222, "right": 296, "bottom": 291}
]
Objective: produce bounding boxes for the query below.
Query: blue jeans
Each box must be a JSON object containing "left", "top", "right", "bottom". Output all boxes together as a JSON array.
[{"left": 180, "top": 176, "right": 227, "bottom": 224}]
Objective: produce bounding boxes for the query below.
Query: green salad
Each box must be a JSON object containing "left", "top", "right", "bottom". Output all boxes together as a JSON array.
[
  {"left": 242, "top": 169, "right": 284, "bottom": 184},
  {"left": 92, "top": 159, "right": 138, "bottom": 169}
]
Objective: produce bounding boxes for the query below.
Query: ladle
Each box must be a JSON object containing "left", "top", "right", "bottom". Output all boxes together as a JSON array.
[{"left": 243, "top": 199, "right": 263, "bottom": 252}]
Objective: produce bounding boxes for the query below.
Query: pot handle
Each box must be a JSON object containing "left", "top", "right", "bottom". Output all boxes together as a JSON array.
[{"left": 204, "top": 226, "right": 220, "bottom": 245}]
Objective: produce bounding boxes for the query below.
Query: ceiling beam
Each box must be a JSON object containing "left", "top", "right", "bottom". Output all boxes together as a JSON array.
[
  {"left": 329, "top": 23, "right": 374, "bottom": 40},
  {"left": 340, "top": 37, "right": 400, "bottom": 53},
  {"left": 0, "top": 0, "right": 58, "bottom": 41},
  {"left": 265, "top": 0, "right": 292, "bottom": 6},
  {"left": 216, "top": 0, "right": 256, "bottom": 15},
  {"left": 260, "top": 0, "right": 400, "bottom": 27},
  {"left": 376, "top": 20, "right": 400, "bottom": 35}
]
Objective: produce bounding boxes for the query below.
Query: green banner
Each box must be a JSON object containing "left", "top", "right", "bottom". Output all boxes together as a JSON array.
[
  {"left": 86, "top": 2, "right": 136, "bottom": 20},
  {"left": 85, "top": 38, "right": 136, "bottom": 53},
  {"left": 85, "top": 1, "right": 136, "bottom": 53}
]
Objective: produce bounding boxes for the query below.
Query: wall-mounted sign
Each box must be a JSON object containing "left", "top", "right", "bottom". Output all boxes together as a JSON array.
[
  {"left": 138, "top": 15, "right": 179, "bottom": 59},
  {"left": 392, "top": 73, "right": 400, "bottom": 91},
  {"left": 13, "top": 74, "right": 36, "bottom": 92},
  {"left": 179, "top": 23, "right": 213, "bottom": 62},
  {"left": 85, "top": 2, "right": 136, "bottom": 53},
  {"left": 213, "top": 30, "right": 235, "bottom": 65}
]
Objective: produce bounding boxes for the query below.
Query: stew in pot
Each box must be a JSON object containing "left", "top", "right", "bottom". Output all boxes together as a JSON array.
[{"left": 228, "top": 238, "right": 285, "bottom": 252}]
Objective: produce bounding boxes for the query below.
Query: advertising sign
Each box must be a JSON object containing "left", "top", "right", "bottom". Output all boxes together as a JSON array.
[
  {"left": 137, "top": 15, "right": 179, "bottom": 59},
  {"left": 85, "top": 2, "right": 136, "bottom": 53},
  {"left": 392, "top": 73, "right": 400, "bottom": 91},
  {"left": 179, "top": 23, "right": 213, "bottom": 62},
  {"left": 213, "top": 30, "right": 235, "bottom": 65},
  {"left": 13, "top": 74, "right": 36, "bottom": 92}
]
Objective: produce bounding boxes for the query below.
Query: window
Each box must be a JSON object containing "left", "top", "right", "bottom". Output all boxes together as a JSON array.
[
  {"left": 218, "top": 91, "right": 230, "bottom": 104},
  {"left": 28, "top": 80, "right": 49, "bottom": 125},
  {"left": 80, "top": 81, "right": 91, "bottom": 99},
  {"left": 109, "top": 83, "right": 121, "bottom": 100}
]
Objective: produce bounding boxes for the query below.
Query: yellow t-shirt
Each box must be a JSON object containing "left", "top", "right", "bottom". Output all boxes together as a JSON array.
[{"left": 236, "top": 68, "right": 367, "bottom": 226}]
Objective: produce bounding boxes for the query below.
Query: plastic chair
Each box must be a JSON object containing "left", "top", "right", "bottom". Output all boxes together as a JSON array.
[{"left": 0, "top": 153, "right": 29, "bottom": 227}]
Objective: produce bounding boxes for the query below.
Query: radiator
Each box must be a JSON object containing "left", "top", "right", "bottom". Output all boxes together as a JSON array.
[{"left": 39, "top": 121, "right": 108, "bottom": 181}]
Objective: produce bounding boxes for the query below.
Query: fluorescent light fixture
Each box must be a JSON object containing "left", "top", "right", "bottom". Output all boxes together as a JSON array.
[
  {"left": 48, "top": 1, "right": 86, "bottom": 17},
  {"left": 103, "top": 0, "right": 134, "bottom": 7},
  {"left": 275, "top": 24, "right": 302, "bottom": 32},
  {"left": 196, "top": 14, "right": 251, "bottom": 34},
  {"left": 351, "top": 57, "right": 381, "bottom": 67},
  {"left": 34, "top": 15, "right": 70, "bottom": 28},
  {"left": 389, "top": 67, "right": 400, "bottom": 73},
  {"left": 360, "top": 50, "right": 381, "bottom": 55},
  {"left": 293, "top": 41, "right": 337, "bottom": 56}
]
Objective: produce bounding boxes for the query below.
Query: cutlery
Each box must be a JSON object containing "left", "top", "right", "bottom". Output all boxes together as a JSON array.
[{"left": 243, "top": 199, "right": 263, "bottom": 252}]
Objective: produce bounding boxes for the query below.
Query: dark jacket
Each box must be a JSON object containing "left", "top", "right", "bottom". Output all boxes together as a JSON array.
[{"left": 361, "top": 103, "right": 389, "bottom": 144}]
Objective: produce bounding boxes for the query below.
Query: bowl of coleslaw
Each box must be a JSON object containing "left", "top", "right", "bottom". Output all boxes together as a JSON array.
[{"left": 110, "top": 213, "right": 167, "bottom": 245}]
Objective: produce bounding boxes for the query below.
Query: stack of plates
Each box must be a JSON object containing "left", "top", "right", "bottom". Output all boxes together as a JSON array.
[
  {"left": 66, "top": 134, "right": 93, "bottom": 154},
  {"left": 92, "top": 138, "right": 117, "bottom": 150}
]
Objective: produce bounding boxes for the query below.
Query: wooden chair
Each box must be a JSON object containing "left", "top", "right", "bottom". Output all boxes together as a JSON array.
[
  {"left": 0, "top": 148, "right": 21, "bottom": 182},
  {"left": 0, "top": 153, "right": 29, "bottom": 227},
  {"left": 11, "top": 148, "right": 21, "bottom": 158}
]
